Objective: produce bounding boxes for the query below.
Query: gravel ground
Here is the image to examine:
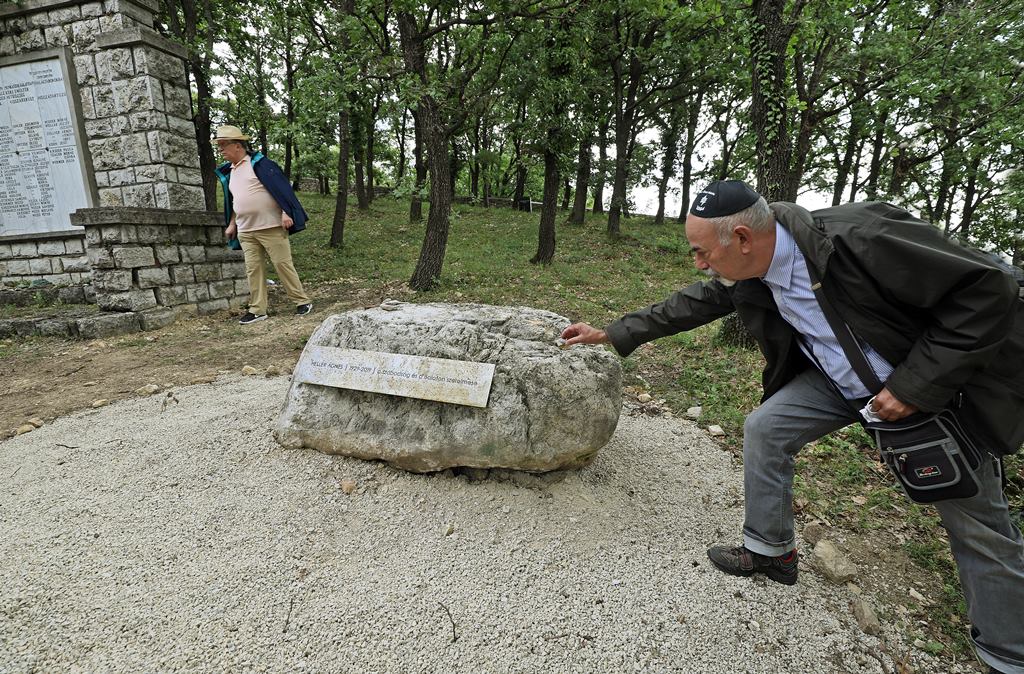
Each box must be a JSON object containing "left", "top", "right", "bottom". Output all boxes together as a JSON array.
[{"left": 1, "top": 375, "right": 953, "bottom": 673}]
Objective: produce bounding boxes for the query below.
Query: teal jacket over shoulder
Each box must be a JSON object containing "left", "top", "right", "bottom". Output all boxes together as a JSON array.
[
  {"left": 604, "top": 201, "right": 1024, "bottom": 455},
  {"left": 215, "top": 152, "right": 308, "bottom": 249}
]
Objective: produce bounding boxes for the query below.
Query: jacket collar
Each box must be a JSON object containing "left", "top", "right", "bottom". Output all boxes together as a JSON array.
[
  {"left": 769, "top": 201, "right": 833, "bottom": 278},
  {"left": 217, "top": 152, "right": 265, "bottom": 173}
]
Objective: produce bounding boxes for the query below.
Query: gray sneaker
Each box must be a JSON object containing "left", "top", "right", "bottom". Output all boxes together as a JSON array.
[{"left": 239, "top": 312, "right": 267, "bottom": 325}]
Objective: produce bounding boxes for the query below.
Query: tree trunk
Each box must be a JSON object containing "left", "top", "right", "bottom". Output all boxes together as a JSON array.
[
  {"left": 570, "top": 131, "right": 592, "bottom": 225},
  {"left": 192, "top": 66, "right": 218, "bottom": 210},
  {"left": 291, "top": 142, "right": 301, "bottom": 191},
  {"left": 678, "top": 96, "right": 701, "bottom": 222},
  {"left": 482, "top": 124, "right": 491, "bottom": 207},
  {"left": 513, "top": 165, "right": 527, "bottom": 206},
  {"left": 351, "top": 106, "right": 369, "bottom": 210},
  {"left": 531, "top": 147, "right": 559, "bottom": 265},
  {"left": 470, "top": 117, "right": 481, "bottom": 200},
  {"left": 174, "top": 0, "right": 218, "bottom": 210},
  {"left": 865, "top": 110, "right": 887, "bottom": 201},
  {"left": 847, "top": 137, "right": 864, "bottom": 202},
  {"left": 561, "top": 176, "right": 571, "bottom": 210},
  {"left": 832, "top": 84, "right": 867, "bottom": 205},
  {"left": 408, "top": 97, "right": 452, "bottom": 290},
  {"left": 330, "top": 110, "right": 350, "bottom": 248},
  {"left": 448, "top": 137, "right": 460, "bottom": 201},
  {"left": 396, "top": 107, "right": 408, "bottom": 181},
  {"left": 957, "top": 154, "right": 982, "bottom": 240},
  {"left": 654, "top": 119, "right": 679, "bottom": 225},
  {"left": 364, "top": 95, "right": 376, "bottom": 201},
  {"left": 366, "top": 102, "right": 376, "bottom": 204},
  {"left": 410, "top": 109, "right": 426, "bottom": 222},
  {"left": 750, "top": 0, "right": 797, "bottom": 202},
  {"left": 592, "top": 118, "right": 608, "bottom": 213},
  {"left": 398, "top": 11, "right": 453, "bottom": 291},
  {"left": 607, "top": 121, "right": 630, "bottom": 235},
  {"left": 934, "top": 157, "right": 955, "bottom": 230}
]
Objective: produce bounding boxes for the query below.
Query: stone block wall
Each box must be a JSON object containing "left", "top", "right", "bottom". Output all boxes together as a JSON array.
[
  {"left": 71, "top": 207, "right": 248, "bottom": 315},
  {"left": 0, "top": 0, "right": 206, "bottom": 210},
  {"left": 0, "top": 233, "right": 91, "bottom": 286}
]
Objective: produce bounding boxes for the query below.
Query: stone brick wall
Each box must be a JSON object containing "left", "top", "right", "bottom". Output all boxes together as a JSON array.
[
  {"left": 71, "top": 207, "right": 248, "bottom": 315},
  {"left": 0, "top": 0, "right": 205, "bottom": 211},
  {"left": 0, "top": 233, "right": 91, "bottom": 286}
]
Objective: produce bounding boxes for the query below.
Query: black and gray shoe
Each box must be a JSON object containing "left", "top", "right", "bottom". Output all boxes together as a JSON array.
[
  {"left": 295, "top": 303, "right": 313, "bottom": 316},
  {"left": 707, "top": 544, "right": 798, "bottom": 585},
  {"left": 239, "top": 312, "right": 267, "bottom": 325}
]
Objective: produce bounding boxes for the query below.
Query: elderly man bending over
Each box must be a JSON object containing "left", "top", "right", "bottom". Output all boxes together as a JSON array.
[{"left": 562, "top": 179, "right": 1024, "bottom": 674}]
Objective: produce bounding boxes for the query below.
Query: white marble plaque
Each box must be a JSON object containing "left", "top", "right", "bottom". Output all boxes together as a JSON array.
[
  {"left": 0, "top": 56, "right": 90, "bottom": 237},
  {"left": 295, "top": 346, "right": 496, "bottom": 408}
]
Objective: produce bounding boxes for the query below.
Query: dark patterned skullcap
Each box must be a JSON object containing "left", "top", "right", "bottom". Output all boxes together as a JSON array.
[{"left": 689, "top": 180, "right": 760, "bottom": 217}]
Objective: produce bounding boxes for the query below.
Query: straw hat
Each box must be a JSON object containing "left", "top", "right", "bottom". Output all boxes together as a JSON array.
[{"left": 214, "top": 125, "right": 250, "bottom": 141}]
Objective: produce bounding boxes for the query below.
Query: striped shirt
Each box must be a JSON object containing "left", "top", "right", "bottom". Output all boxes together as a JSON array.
[{"left": 761, "top": 222, "right": 894, "bottom": 399}]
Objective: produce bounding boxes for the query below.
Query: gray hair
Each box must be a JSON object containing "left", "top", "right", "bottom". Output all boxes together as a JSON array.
[{"left": 706, "top": 196, "right": 773, "bottom": 245}]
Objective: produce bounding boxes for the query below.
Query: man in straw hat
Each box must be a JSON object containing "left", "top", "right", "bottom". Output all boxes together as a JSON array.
[
  {"left": 214, "top": 124, "right": 312, "bottom": 325},
  {"left": 561, "top": 179, "right": 1024, "bottom": 674}
]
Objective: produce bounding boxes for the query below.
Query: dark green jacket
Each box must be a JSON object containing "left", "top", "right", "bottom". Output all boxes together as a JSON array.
[{"left": 605, "top": 201, "right": 1023, "bottom": 455}]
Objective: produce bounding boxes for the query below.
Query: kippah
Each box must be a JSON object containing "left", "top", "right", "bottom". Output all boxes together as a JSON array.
[{"left": 689, "top": 179, "right": 760, "bottom": 217}]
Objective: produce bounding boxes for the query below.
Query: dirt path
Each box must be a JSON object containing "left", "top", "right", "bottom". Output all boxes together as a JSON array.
[{"left": 0, "top": 286, "right": 393, "bottom": 438}]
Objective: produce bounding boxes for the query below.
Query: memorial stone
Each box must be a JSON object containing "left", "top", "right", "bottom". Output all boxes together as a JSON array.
[{"left": 276, "top": 303, "right": 623, "bottom": 473}]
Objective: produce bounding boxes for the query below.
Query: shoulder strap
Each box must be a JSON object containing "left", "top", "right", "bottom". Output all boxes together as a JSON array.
[{"left": 803, "top": 254, "right": 884, "bottom": 394}]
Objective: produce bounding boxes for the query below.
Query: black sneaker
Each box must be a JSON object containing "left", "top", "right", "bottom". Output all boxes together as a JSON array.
[
  {"left": 238, "top": 312, "right": 267, "bottom": 325},
  {"left": 707, "top": 544, "right": 798, "bottom": 585},
  {"left": 295, "top": 303, "right": 313, "bottom": 316}
]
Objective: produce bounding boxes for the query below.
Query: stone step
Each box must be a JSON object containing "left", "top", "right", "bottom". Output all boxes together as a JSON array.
[
  {"left": 0, "top": 307, "right": 176, "bottom": 340},
  {"left": 0, "top": 284, "right": 95, "bottom": 307}
]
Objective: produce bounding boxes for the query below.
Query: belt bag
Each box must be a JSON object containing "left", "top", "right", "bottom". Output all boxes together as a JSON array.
[
  {"left": 803, "top": 256, "right": 986, "bottom": 505},
  {"left": 865, "top": 410, "right": 982, "bottom": 504}
]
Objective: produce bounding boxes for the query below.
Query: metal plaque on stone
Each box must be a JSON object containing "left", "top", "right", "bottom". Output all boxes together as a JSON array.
[
  {"left": 296, "top": 346, "right": 496, "bottom": 408},
  {"left": 0, "top": 50, "right": 94, "bottom": 238}
]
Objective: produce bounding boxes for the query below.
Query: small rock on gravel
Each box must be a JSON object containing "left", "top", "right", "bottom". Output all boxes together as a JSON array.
[
  {"left": 685, "top": 406, "right": 702, "bottom": 420},
  {"left": 811, "top": 540, "right": 858, "bottom": 583},
  {"left": 91, "top": 399, "right": 109, "bottom": 408},
  {"left": 707, "top": 425, "right": 726, "bottom": 437},
  {"left": 135, "top": 384, "right": 161, "bottom": 396},
  {"left": 802, "top": 522, "right": 827, "bottom": 545},
  {"left": 852, "top": 597, "right": 880, "bottom": 635},
  {"left": 28, "top": 418, "right": 44, "bottom": 428},
  {"left": 241, "top": 365, "right": 259, "bottom": 376},
  {"left": 16, "top": 424, "right": 34, "bottom": 435}
]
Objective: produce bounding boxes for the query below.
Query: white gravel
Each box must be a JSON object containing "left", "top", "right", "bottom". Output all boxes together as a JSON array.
[{"left": 0, "top": 375, "right": 954, "bottom": 673}]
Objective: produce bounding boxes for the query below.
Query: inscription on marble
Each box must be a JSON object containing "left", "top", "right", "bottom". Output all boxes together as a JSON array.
[
  {"left": 0, "top": 57, "right": 90, "bottom": 237},
  {"left": 296, "top": 346, "right": 496, "bottom": 408}
]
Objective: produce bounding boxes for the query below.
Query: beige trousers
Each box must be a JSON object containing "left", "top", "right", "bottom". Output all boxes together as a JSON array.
[{"left": 238, "top": 226, "right": 310, "bottom": 315}]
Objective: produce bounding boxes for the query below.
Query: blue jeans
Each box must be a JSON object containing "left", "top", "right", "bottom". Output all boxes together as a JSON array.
[{"left": 741, "top": 368, "right": 1024, "bottom": 674}]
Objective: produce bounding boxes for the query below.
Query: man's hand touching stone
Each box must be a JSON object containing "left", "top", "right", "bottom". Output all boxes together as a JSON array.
[{"left": 560, "top": 322, "right": 609, "bottom": 346}]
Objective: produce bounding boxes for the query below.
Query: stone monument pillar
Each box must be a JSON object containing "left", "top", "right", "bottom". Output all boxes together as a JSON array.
[{"left": 0, "top": 0, "right": 248, "bottom": 333}]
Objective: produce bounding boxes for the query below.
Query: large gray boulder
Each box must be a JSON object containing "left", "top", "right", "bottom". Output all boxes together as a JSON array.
[{"left": 274, "top": 302, "right": 622, "bottom": 472}]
